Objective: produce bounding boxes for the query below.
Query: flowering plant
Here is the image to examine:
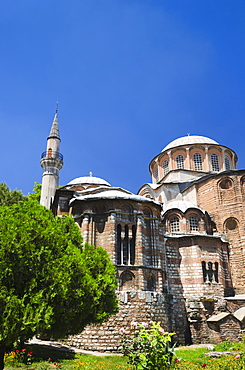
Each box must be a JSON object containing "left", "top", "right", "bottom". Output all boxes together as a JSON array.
[
  {"left": 5, "top": 348, "right": 33, "bottom": 366},
  {"left": 120, "top": 321, "right": 177, "bottom": 370}
]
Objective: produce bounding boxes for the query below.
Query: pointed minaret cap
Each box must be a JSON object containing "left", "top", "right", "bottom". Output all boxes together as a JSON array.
[{"left": 48, "top": 102, "right": 60, "bottom": 140}]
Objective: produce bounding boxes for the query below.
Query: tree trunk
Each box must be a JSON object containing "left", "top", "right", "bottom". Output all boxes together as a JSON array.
[{"left": 0, "top": 345, "right": 5, "bottom": 370}]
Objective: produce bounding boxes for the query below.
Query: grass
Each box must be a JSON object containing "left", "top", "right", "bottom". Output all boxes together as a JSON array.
[
  {"left": 4, "top": 339, "right": 245, "bottom": 369},
  {"left": 4, "top": 344, "right": 130, "bottom": 370}
]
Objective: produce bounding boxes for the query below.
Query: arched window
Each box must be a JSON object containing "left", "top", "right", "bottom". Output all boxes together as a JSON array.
[
  {"left": 117, "top": 224, "right": 135, "bottom": 266},
  {"left": 193, "top": 153, "right": 202, "bottom": 171},
  {"left": 154, "top": 167, "right": 159, "bottom": 182},
  {"left": 170, "top": 217, "right": 180, "bottom": 232},
  {"left": 189, "top": 216, "right": 199, "bottom": 232},
  {"left": 225, "top": 156, "right": 230, "bottom": 170},
  {"left": 162, "top": 160, "right": 169, "bottom": 175},
  {"left": 176, "top": 155, "right": 184, "bottom": 169},
  {"left": 211, "top": 153, "right": 219, "bottom": 172}
]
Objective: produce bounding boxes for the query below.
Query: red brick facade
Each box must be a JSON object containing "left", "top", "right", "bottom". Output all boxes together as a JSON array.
[{"left": 50, "top": 135, "right": 245, "bottom": 349}]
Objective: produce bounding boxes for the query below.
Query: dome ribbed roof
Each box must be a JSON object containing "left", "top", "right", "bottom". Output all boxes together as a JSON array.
[
  {"left": 162, "top": 135, "right": 218, "bottom": 152},
  {"left": 67, "top": 176, "right": 111, "bottom": 186}
]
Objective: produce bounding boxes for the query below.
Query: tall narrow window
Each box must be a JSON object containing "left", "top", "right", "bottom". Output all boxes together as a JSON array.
[
  {"left": 202, "top": 261, "right": 207, "bottom": 282},
  {"left": 154, "top": 167, "right": 159, "bottom": 182},
  {"left": 163, "top": 160, "right": 169, "bottom": 175},
  {"left": 193, "top": 153, "right": 202, "bottom": 171},
  {"left": 214, "top": 262, "right": 219, "bottom": 283},
  {"left": 117, "top": 224, "right": 135, "bottom": 265},
  {"left": 211, "top": 154, "right": 219, "bottom": 172},
  {"left": 170, "top": 217, "right": 180, "bottom": 232},
  {"left": 189, "top": 216, "right": 199, "bottom": 232},
  {"left": 225, "top": 156, "right": 230, "bottom": 170},
  {"left": 117, "top": 224, "right": 122, "bottom": 265},
  {"left": 176, "top": 155, "right": 184, "bottom": 169}
]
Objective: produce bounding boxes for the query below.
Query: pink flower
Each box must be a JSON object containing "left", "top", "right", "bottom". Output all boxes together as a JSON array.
[
  {"left": 21, "top": 349, "right": 27, "bottom": 352},
  {"left": 130, "top": 321, "right": 139, "bottom": 327},
  {"left": 141, "top": 322, "right": 148, "bottom": 327},
  {"left": 119, "top": 328, "right": 126, "bottom": 334},
  {"left": 235, "top": 354, "right": 241, "bottom": 359},
  {"left": 16, "top": 350, "right": 20, "bottom": 353},
  {"left": 159, "top": 328, "right": 165, "bottom": 334}
]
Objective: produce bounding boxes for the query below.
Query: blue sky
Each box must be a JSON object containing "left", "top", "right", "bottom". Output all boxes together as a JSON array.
[{"left": 0, "top": 0, "right": 244, "bottom": 195}]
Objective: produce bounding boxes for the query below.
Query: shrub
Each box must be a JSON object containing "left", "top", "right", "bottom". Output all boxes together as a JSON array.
[{"left": 120, "top": 321, "right": 176, "bottom": 369}]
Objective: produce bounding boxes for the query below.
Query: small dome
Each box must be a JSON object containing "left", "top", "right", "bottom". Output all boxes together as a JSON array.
[
  {"left": 162, "top": 135, "right": 219, "bottom": 152},
  {"left": 67, "top": 176, "right": 111, "bottom": 187}
]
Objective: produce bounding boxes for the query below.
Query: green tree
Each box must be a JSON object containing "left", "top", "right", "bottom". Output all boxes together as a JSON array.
[
  {"left": 0, "top": 183, "right": 26, "bottom": 206},
  {"left": 28, "top": 182, "right": 42, "bottom": 202},
  {"left": 0, "top": 200, "right": 118, "bottom": 370}
]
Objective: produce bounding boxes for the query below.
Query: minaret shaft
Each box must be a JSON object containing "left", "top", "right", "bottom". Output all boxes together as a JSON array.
[{"left": 40, "top": 110, "right": 63, "bottom": 209}]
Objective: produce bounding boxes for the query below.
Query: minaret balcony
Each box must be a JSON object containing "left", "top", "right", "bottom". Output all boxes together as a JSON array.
[{"left": 41, "top": 151, "right": 63, "bottom": 161}]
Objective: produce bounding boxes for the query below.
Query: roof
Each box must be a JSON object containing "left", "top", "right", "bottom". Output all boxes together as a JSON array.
[
  {"left": 48, "top": 112, "right": 60, "bottom": 140},
  {"left": 163, "top": 200, "right": 204, "bottom": 214},
  {"left": 70, "top": 187, "right": 160, "bottom": 205},
  {"left": 233, "top": 307, "right": 245, "bottom": 322},
  {"left": 162, "top": 135, "right": 218, "bottom": 152},
  {"left": 207, "top": 313, "right": 231, "bottom": 322},
  {"left": 67, "top": 176, "right": 111, "bottom": 187}
]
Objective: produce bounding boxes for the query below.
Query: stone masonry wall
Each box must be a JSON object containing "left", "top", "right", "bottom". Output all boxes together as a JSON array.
[{"left": 65, "top": 290, "right": 172, "bottom": 351}]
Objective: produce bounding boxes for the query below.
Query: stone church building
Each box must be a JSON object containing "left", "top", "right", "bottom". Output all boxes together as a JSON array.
[{"left": 40, "top": 109, "right": 245, "bottom": 349}]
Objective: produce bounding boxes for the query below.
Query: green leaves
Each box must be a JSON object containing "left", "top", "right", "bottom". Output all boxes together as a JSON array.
[
  {"left": 120, "top": 322, "right": 176, "bottom": 370},
  {"left": 0, "top": 199, "right": 118, "bottom": 350}
]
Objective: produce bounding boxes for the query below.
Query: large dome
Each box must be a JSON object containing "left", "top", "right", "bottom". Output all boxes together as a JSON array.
[
  {"left": 162, "top": 135, "right": 219, "bottom": 152},
  {"left": 67, "top": 175, "right": 111, "bottom": 187}
]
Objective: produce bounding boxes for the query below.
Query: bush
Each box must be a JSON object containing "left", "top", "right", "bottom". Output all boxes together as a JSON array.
[{"left": 120, "top": 321, "right": 176, "bottom": 369}]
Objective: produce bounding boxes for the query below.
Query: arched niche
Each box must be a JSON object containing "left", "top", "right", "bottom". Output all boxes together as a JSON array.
[{"left": 120, "top": 270, "right": 135, "bottom": 290}]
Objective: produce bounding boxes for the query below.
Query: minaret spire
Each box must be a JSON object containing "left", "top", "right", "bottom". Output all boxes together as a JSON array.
[
  {"left": 48, "top": 102, "right": 60, "bottom": 140},
  {"left": 40, "top": 105, "right": 63, "bottom": 209}
]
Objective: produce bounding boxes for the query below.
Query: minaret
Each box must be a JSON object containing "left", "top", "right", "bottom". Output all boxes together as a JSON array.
[{"left": 40, "top": 104, "right": 63, "bottom": 209}]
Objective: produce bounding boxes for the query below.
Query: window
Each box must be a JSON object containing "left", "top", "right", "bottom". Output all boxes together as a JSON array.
[
  {"left": 225, "top": 156, "right": 230, "bottom": 170},
  {"left": 211, "top": 153, "right": 219, "bottom": 172},
  {"left": 154, "top": 167, "right": 159, "bottom": 182},
  {"left": 225, "top": 218, "right": 238, "bottom": 231},
  {"left": 163, "top": 160, "right": 169, "bottom": 175},
  {"left": 170, "top": 217, "right": 180, "bottom": 232},
  {"left": 176, "top": 155, "right": 184, "bottom": 169},
  {"left": 193, "top": 153, "right": 202, "bottom": 171},
  {"left": 189, "top": 216, "right": 199, "bottom": 232},
  {"left": 202, "top": 261, "right": 219, "bottom": 283},
  {"left": 117, "top": 224, "right": 135, "bottom": 265},
  {"left": 219, "top": 178, "right": 232, "bottom": 189}
]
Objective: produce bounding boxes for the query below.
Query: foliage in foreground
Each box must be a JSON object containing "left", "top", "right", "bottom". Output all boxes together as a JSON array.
[
  {"left": 120, "top": 321, "right": 176, "bottom": 369},
  {"left": 0, "top": 200, "right": 118, "bottom": 370},
  {"left": 3, "top": 340, "right": 245, "bottom": 370},
  {"left": 4, "top": 345, "right": 129, "bottom": 370}
]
